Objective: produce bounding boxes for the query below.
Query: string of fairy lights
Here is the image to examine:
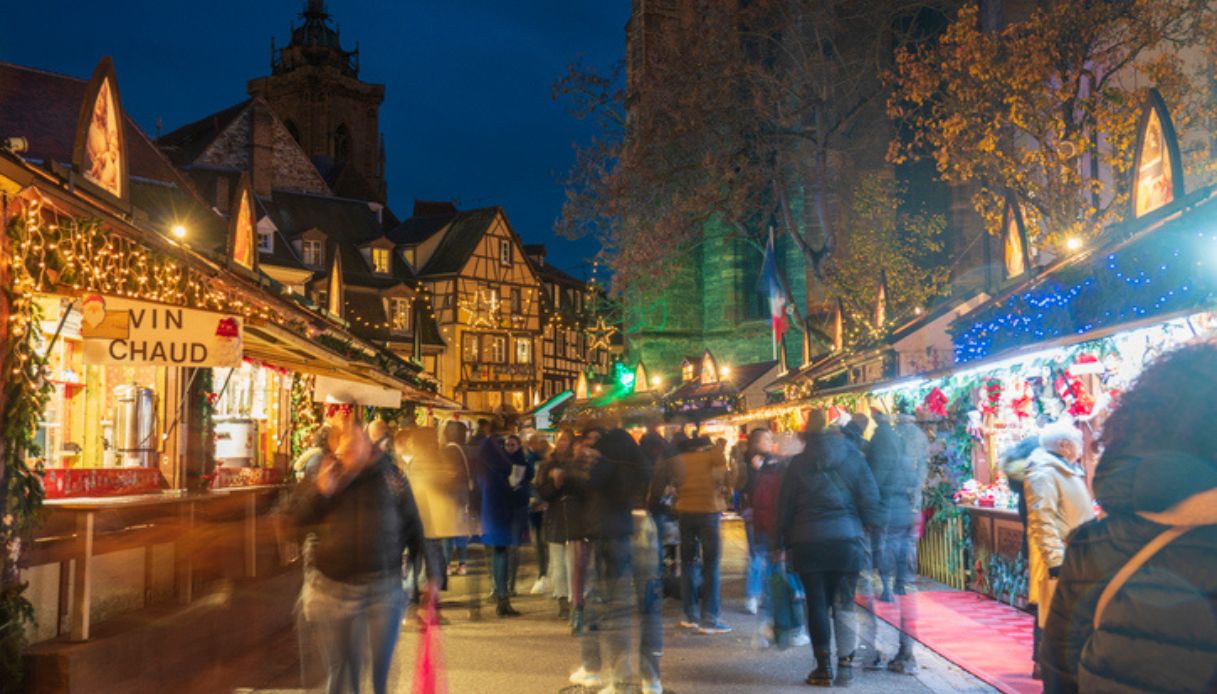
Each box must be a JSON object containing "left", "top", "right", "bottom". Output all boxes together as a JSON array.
[{"left": 15, "top": 196, "right": 314, "bottom": 334}]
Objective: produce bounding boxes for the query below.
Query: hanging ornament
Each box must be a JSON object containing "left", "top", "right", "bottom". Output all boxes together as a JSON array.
[
  {"left": 1010, "top": 379, "right": 1034, "bottom": 419},
  {"left": 922, "top": 387, "right": 949, "bottom": 418},
  {"left": 979, "top": 378, "right": 1003, "bottom": 416}
]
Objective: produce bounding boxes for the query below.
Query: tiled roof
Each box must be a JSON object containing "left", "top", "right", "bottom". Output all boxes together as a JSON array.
[
  {"left": 388, "top": 212, "right": 455, "bottom": 245},
  {"left": 417, "top": 207, "right": 501, "bottom": 276},
  {"left": 0, "top": 62, "right": 196, "bottom": 189},
  {"left": 667, "top": 359, "right": 779, "bottom": 401},
  {"left": 156, "top": 99, "right": 249, "bottom": 166}
]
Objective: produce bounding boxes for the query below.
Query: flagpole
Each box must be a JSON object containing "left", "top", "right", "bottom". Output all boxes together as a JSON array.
[{"left": 768, "top": 227, "right": 778, "bottom": 362}]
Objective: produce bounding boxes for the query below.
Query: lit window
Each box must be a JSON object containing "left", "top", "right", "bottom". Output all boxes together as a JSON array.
[
  {"left": 482, "top": 334, "right": 507, "bottom": 363},
  {"left": 515, "top": 337, "right": 531, "bottom": 364},
  {"left": 390, "top": 298, "right": 412, "bottom": 332},
  {"left": 302, "top": 239, "right": 324, "bottom": 266},
  {"left": 257, "top": 230, "right": 273, "bottom": 253},
  {"left": 499, "top": 240, "right": 511, "bottom": 265},
  {"left": 462, "top": 333, "right": 479, "bottom": 362},
  {"left": 371, "top": 247, "right": 390, "bottom": 274},
  {"left": 511, "top": 289, "right": 522, "bottom": 314}
]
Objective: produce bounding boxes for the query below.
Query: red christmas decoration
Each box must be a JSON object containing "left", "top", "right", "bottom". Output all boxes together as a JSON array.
[
  {"left": 979, "top": 379, "right": 1003, "bottom": 416},
  {"left": 1010, "top": 380, "right": 1034, "bottom": 419},
  {"left": 923, "top": 387, "right": 949, "bottom": 417}
]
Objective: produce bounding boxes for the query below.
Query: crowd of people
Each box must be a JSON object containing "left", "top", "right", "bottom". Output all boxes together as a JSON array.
[{"left": 278, "top": 342, "right": 1217, "bottom": 694}]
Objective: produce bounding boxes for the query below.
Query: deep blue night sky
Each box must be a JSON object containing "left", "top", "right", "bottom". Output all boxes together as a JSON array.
[{"left": 0, "top": 0, "right": 626, "bottom": 278}]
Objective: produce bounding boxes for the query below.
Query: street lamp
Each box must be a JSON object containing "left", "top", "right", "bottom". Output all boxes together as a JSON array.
[
  {"left": 1065, "top": 236, "right": 1082, "bottom": 252},
  {"left": 171, "top": 224, "right": 187, "bottom": 240}
]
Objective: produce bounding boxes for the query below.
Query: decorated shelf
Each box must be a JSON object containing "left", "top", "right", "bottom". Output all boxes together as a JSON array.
[{"left": 43, "top": 467, "right": 164, "bottom": 499}]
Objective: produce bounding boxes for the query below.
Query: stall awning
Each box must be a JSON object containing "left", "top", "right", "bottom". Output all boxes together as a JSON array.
[{"left": 242, "top": 320, "right": 434, "bottom": 403}]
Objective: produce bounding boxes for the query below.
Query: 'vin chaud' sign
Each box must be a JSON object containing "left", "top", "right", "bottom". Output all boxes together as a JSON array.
[{"left": 80, "top": 294, "right": 243, "bottom": 367}]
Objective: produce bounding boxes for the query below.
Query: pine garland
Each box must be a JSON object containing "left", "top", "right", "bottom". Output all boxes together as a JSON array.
[{"left": 1, "top": 210, "right": 55, "bottom": 685}]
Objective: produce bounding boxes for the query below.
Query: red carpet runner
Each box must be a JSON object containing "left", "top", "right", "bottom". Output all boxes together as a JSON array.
[{"left": 864, "top": 589, "right": 1039, "bottom": 694}]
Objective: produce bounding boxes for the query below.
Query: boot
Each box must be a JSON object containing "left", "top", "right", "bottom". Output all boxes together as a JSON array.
[
  {"left": 835, "top": 653, "right": 855, "bottom": 687},
  {"left": 558, "top": 597, "right": 571, "bottom": 620},
  {"left": 496, "top": 597, "right": 521, "bottom": 618},
  {"left": 806, "top": 651, "right": 834, "bottom": 687},
  {"left": 570, "top": 605, "right": 586, "bottom": 635}
]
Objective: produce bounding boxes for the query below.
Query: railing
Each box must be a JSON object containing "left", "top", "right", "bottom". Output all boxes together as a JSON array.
[
  {"left": 918, "top": 512, "right": 968, "bottom": 590},
  {"left": 460, "top": 362, "right": 535, "bottom": 384}
]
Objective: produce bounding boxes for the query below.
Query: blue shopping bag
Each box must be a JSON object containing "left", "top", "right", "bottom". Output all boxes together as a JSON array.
[{"left": 769, "top": 562, "right": 806, "bottom": 649}]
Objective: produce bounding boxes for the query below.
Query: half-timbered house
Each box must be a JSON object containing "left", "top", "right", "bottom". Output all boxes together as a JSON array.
[{"left": 391, "top": 203, "right": 543, "bottom": 411}]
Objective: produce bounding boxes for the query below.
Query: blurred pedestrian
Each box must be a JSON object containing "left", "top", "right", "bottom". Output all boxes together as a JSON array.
[
  {"left": 292, "top": 423, "right": 331, "bottom": 481},
  {"left": 778, "top": 410, "right": 880, "bottom": 687},
  {"left": 650, "top": 433, "right": 732, "bottom": 634},
  {"left": 569, "top": 429, "right": 665, "bottom": 694},
  {"left": 1025, "top": 420, "right": 1094, "bottom": 679},
  {"left": 740, "top": 428, "right": 776, "bottom": 616},
  {"left": 477, "top": 433, "right": 531, "bottom": 616},
  {"left": 441, "top": 420, "right": 481, "bottom": 617},
  {"left": 885, "top": 410, "right": 930, "bottom": 674},
  {"left": 287, "top": 402, "right": 423, "bottom": 694},
  {"left": 1042, "top": 343, "right": 1217, "bottom": 692},
  {"left": 399, "top": 426, "right": 479, "bottom": 619},
  {"left": 536, "top": 429, "right": 583, "bottom": 619},
  {"left": 367, "top": 418, "right": 392, "bottom": 453},
  {"left": 526, "top": 433, "right": 552, "bottom": 595}
]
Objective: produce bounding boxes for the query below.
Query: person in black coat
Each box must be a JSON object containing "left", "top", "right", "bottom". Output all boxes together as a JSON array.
[
  {"left": 1042, "top": 343, "right": 1217, "bottom": 693},
  {"left": 535, "top": 429, "right": 585, "bottom": 619},
  {"left": 778, "top": 410, "right": 881, "bottom": 687},
  {"left": 288, "top": 403, "right": 423, "bottom": 694}
]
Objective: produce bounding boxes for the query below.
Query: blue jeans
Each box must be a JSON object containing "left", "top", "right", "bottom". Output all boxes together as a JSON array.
[
  {"left": 443, "top": 536, "right": 470, "bottom": 565},
  {"left": 581, "top": 513, "right": 663, "bottom": 687},
  {"left": 491, "top": 545, "right": 511, "bottom": 599},
  {"left": 744, "top": 519, "right": 770, "bottom": 601},
  {"left": 679, "top": 512, "right": 722, "bottom": 624},
  {"left": 300, "top": 571, "right": 407, "bottom": 694}
]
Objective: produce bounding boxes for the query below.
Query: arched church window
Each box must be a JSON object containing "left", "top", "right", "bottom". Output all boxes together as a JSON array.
[{"left": 333, "top": 124, "right": 351, "bottom": 166}]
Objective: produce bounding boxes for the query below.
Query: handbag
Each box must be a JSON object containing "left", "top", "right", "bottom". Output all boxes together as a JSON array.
[{"left": 769, "top": 560, "right": 806, "bottom": 650}]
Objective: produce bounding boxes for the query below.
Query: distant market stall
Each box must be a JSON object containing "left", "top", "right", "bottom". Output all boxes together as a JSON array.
[{"left": 761, "top": 91, "right": 1217, "bottom": 605}]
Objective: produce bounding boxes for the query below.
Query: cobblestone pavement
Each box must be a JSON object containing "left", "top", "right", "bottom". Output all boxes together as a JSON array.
[{"left": 236, "top": 519, "right": 997, "bottom": 694}]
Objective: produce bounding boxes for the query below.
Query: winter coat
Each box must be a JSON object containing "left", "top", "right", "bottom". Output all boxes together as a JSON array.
[
  {"left": 476, "top": 438, "right": 531, "bottom": 547},
  {"left": 866, "top": 417, "right": 907, "bottom": 528},
  {"left": 406, "top": 444, "right": 478, "bottom": 539},
  {"left": 1042, "top": 450, "right": 1217, "bottom": 694},
  {"left": 583, "top": 430, "right": 648, "bottom": 540},
  {"left": 895, "top": 415, "right": 930, "bottom": 519},
  {"left": 649, "top": 443, "right": 728, "bottom": 515},
  {"left": 287, "top": 452, "right": 424, "bottom": 583},
  {"left": 535, "top": 452, "right": 587, "bottom": 543},
  {"left": 777, "top": 429, "right": 881, "bottom": 574},
  {"left": 1024, "top": 447, "right": 1094, "bottom": 625},
  {"left": 749, "top": 456, "right": 786, "bottom": 538}
]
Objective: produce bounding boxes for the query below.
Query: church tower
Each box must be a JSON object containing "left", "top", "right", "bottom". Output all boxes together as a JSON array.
[{"left": 248, "top": 0, "right": 387, "bottom": 203}]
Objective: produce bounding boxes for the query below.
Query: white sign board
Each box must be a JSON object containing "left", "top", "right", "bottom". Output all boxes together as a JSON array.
[
  {"left": 80, "top": 294, "right": 243, "bottom": 367},
  {"left": 313, "top": 375, "right": 402, "bottom": 409}
]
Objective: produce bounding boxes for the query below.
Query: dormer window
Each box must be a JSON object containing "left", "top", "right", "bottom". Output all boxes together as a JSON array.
[
  {"left": 389, "top": 298, "right": 412, "bottom": 332},
  {"left": 371, "top": 247, "right": 390, "bottom": 274},
  {"left": 302, "top": 239, "right": 324, "bottom": 267},
  {"left": 257, "top": 229, "right": 274, "bottom": 253},
  {"left": 499, "top": 240, "right": 511, "bottom": 265}
]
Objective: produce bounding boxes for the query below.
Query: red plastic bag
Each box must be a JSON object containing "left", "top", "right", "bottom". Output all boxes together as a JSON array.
[{"left": 412, "top": 593, "right": 447, "bottom": 694}]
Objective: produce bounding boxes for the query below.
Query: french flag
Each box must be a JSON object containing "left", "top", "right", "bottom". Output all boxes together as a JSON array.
[{"left": 760, "top": 230, "right": 788, "bottom": 342}]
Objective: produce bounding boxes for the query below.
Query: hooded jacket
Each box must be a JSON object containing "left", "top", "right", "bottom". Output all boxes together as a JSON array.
[
  {"left": 1041, "top": 450, "right": 1217, "bottom": 693},
  {"left": 777, "top": 429, "right": 881, "bottom": 573},
  {"left": 866, "top": 416, "right": 906, "bottom": 528},
  {"left": 1025, "top": 447, "right": 1094, "bottom": 619}
]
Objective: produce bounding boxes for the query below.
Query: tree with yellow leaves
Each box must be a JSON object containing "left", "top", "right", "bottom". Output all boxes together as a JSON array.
[{"left": 889, "top": 1, "right": 1217, "bottom": 248}]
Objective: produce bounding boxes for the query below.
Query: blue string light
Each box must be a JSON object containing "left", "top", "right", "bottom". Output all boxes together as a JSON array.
[{"left": 951, "top": 213, "right": 1217, "bottom": 363}]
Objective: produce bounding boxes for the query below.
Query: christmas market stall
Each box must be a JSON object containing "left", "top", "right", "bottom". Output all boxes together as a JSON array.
[
  {"left": 764, "top": 91, "right": 1217, "bottom": 607},
  {"left": 0, "top": 58, "right": 436, "bottom": 687},
  {"left": 562, "top": 360, "right": 666, "bottom": 431}
]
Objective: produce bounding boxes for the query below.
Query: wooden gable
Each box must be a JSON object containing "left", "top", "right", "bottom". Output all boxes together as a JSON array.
[
  {"left": 72, "top": 57, "right": 129, "bottom": 207},
  {"left": 458, "top": 211, "right": 540, "bottom": 288},
  {"left": 228, "top": 172, "right": 258, "bottom": 272}
]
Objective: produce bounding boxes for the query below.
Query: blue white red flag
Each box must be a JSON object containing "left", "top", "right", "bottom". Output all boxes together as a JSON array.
[{"left": 760, "top": 230, "right": 788, "bottom": 343}]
